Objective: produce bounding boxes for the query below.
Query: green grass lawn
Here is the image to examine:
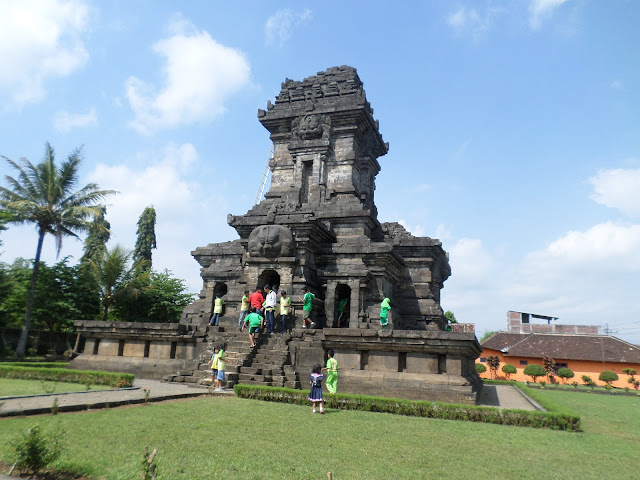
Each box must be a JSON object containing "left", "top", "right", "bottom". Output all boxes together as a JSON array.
[
  {"left": 1, "top": 388, "right": 639, "bottom": 479},
  {"left": 0, "top": 378, "right": 111, "bottom": 397}
]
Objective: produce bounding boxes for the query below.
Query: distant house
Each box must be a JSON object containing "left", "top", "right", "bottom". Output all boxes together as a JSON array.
[{"left": 479, "top": 332, "right": 640, "bottom": 388}]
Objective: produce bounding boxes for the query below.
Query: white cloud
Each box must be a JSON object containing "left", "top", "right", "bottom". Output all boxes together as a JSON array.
[
  {"left": 53, "top": 107, "right": 97, "bottom": 132},
  {"left": 448, "top": 238, "right": 496, "bottom": 287},
  {"left": 0, "top": 0, "right": 89, "bottom": 105},
  {"left": 529, "top": 0, "right": 569, "bottom": 30},
  {"left": 446, "top": 7, "right": 497, "bottom": 39},
  {"left": 589, "top": 167, "right": 640, "bottom": 217},
  {"left": 126, "top": 18, "right": 251, "bottom": 135},
  {"left": 88, "top": 143, "right": 230, "bottom": 291},
  {"left": 265, "top": 9, "right": 312, "bottom": 47}
]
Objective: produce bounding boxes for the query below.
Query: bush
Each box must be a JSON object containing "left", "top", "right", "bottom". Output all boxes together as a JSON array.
[
  {"left": 556, "top": 367, "right": 575, "bottom": 383},
  {"left": 233, "top": 384, "right": 581, "bottom": 431},
  {"left": 12, "top": 424, "right": 65, "bottom": 477},
  {"left": 523, "top": 364, "right": 546, "bottom": 382},
  {"left": 502, "top": 364, "right": 516, "bottom": 380},
  {"left": 475, "top": 363, "right": 487, "bottom": 374},
  {"left": 599, "top": 370, "right": 619, "bottom": 385},
  {"left": 0, "top": 365, "right": 134, "bottom": 387}
]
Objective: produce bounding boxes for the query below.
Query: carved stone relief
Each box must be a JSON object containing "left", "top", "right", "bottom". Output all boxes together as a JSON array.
[{"left": 248, "top": 225, "right": 294, "bottom": 258}]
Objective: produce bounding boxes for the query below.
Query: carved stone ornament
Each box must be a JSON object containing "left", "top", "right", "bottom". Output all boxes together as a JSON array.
[
  {"left": 248, "top": 225, "right": 294, "bottom": 258},
  {"left": 291, "top": 114, "right": 329, "bottom": 141}
]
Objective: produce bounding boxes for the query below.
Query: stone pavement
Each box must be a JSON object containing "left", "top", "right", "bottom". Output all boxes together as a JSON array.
[
  {"left": 0, "top": 378, "right": 217, "bottom": 418},
  {"left": 477, "top": 384, "right": 541, "bottom": 411}
]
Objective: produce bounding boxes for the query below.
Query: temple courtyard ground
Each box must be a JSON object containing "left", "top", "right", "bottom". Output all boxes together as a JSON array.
[{"left": 1, "top": 383, "right": 638, "bottom": 479}]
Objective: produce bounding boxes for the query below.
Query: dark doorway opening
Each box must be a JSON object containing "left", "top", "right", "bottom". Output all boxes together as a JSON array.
[
  {"left": 335, "top": 284, "right": 351, "bottom": 327},
  {"left": 258, "top": 269, "right": 281, "bottom": 291}
]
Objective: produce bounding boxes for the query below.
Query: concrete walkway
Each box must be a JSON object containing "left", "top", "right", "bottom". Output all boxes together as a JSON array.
[
  {"left": 0, "top": 379, "right": 214, "bottom": 417},
  {"left": 477, "top": 384, "right": 540, "bottom": 411},
  {"left": 2, "top": 380, "right": 538, "bottom": 418}
]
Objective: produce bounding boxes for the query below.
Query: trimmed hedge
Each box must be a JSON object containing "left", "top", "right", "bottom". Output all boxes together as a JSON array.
[
  {"left": 0, "top": 365, "right": 134, "bottom": 388},
  {"left": 234, "top": 384, "right": 581, "bottom": 431},
  {"left": 1, "top": 362, "right": 70, "bottom": 369}
]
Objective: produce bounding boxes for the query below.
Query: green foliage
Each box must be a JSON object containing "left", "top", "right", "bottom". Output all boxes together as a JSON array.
[
  {"left": 598, "top": 370, "right": 619, "bottom": 385},
  {"left": 475, "top": 363, "right": 487, "bottom": 374},
  {"left": 444, "top": 310, "right": 457, "bottom": 324},
  {"left": 79, "top": 206, "right": 111, "bottom": 267},
  {"left": 523, "top": 364, "right": 546, "bottom": 382},
  {"left": 234, "top": 384, "right": 581, "bottom": 431},
  {"left": 90, "top": 244, "right": 139, "bottom": 321},
  {"left": 0, "top": 143, "right": 115, "bottom": 356},
  {"left": 133, "top": 206, "right": 157, "bottom": 273},
  {"left": 11, "top": 424, "right": 65, "bottom": 476},
  {"left": 556, "top": 367, "right": 575, "bottom": 383},
  {"left": 622, "top": 368, "right": 637, "bottom": 377},
  {"left": 581, "top": 375, "right": 596, "bottom": 389},
  {"left": 480, "top": 330, "right": 502, "bottom": 342},
  {"left": 0, "top": 257, "right": 100, "bottom": 335},
  {"left": 0, "top": 365, "right": 134, "bottom": 387},
  {"left": 502, "top": 364, "right": 517, "bottom": 380},
  {"left": 116, "top": 269, "right": 194, "bottom": 323}
]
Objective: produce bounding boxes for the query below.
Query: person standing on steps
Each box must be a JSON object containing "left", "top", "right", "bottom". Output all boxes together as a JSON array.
[
  {"left": 279, "top": 290, "right": 292, "bottom": 333},
  {"left": 263, "top": 285, "right": 277, "bottom": 333},
  {"left": 215, "top": 343, "right": 227, "bottom": 391},
  {"left": 249, "top": 287, "right": 264, "bottom": 316},
  {"left": 209, "top": 294, "right": 224, "bottom": 326},
  {"left": 242, "top": 307, "right": 264, "bottom": 348},
  {"left": 336, "top": 297, "right": 348, "bottom": 328},
  {"left": 380, "top": 297, "right": 391, "bottom": 330},
  {"left": 210, "top": 346, "right": 219, "bottom": 387},
  {"left": 238, "top": 290, "right": 250, "bottom": 331},
  {"left": 299, "top": 287, "right": 315, "bottom": 329}
]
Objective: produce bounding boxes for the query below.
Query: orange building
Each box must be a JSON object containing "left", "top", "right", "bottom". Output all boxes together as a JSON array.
[{"left": 478, "top": 332, "right": 640, "bottom": 389}]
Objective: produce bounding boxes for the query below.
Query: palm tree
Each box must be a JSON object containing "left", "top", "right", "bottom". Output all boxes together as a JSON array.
[
  {"left": 0, "top": 143, "right": 115, "bottom": 356},
  {"left": 90, "top": 244, "right": 141, "bottom": 321}
]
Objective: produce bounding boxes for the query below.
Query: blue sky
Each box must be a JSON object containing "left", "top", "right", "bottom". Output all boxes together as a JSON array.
[{"left": 1, "top": 0, "right": 639, "bottom": 343}]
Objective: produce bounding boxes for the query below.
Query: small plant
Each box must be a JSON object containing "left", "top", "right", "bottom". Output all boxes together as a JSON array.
[
  {"left": 475, "top": 363, "right": 487, "bottom": 374},
  {"left": 40, "top": 380, "right": 57, "bottom": 394},
  {"left": 604, "top": 383, "right": 613, "bottom": 390},
  {"left": 539, "top": 381, "right": 546, "bottom": 388},
  {"left": 11, "top": 424, "right": 65, "bottom": 477},
  {"left": 143, "top": 388, "right": 151, "bottom": 404},
  {"left": 634, "top": 380, "right": 640, "bottom": 390},
  {"left": 599, "top": 370, "right": 619, "bottom": 386},
  {"left": 86, "top": 380, "right": 92, "bottom": 391},
  {"left": 523, "top": 364, "right": 546, "bottom": 383},
  {"left": 51, "top": 398, "right": 59, "bottom": 415},
  {"left": 142, "top": 446, "right": 159, "bottom": 480},
  {"left": 28, "top": 347, "right": 38, "bottom": 356},
  {"left": 501, "top": 364, "right": 517, "bottom": 380},
  {"left": 581, "top": 375, "right": 596, "bottom": 389},
  {"left": 571, "top": 381, "right": 579, "bottom": 389}
]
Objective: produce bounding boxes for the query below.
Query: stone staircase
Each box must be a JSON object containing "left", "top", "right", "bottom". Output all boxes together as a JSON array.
[
  {"left": 236, "top": 333, "right": 301, "bottom": 389},
  {"left": 163, "top": 326, "right": 301, "bottom": 390}
]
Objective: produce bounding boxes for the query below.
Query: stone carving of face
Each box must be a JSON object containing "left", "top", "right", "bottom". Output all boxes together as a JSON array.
[{"left": 248, "top": 225, "right": 294, "bottom": 258}]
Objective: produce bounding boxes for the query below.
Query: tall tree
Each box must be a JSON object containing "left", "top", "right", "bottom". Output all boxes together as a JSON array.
[
  {"left": 132, "top": 206, "right": 157, "bottom": 272},
  {"left": 0, "top": 143, "right": 115, "bottom": 356},
  {"left": 80, "top": 206, "right": 111, "bottom": 267},
  {"left": 90, "top": 244, "right": 139, "bottom": 321}
]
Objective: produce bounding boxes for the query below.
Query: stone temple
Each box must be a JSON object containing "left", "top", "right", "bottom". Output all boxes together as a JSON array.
[{"left": 72, "top": 66, "right": 482, "bottom": 404}]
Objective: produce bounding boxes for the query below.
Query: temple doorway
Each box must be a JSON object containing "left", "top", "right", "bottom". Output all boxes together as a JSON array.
[
  {"left": 335, "top": 283, "right": 351, "bottom": 327},
  {"left": 257, "top": 269, "right": 280, "bottom": 291}
]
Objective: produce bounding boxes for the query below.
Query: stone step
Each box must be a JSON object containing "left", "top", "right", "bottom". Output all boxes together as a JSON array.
[{"left": 237, "top": 379, "right": 274, "bottom": 387}]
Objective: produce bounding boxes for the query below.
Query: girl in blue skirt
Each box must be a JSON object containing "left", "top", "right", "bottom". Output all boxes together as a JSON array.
[{"left": 308, "top": 363, "right": 324, "bottom": 414}]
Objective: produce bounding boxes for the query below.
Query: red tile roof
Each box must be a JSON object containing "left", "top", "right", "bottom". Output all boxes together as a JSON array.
[{"left": 481, "top": 333, "right": 640, "bottom": 364}]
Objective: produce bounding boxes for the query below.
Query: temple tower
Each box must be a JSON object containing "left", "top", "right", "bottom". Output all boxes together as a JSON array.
[{"left": 182, "top": 66, "right": 451, "bottom": 331}]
